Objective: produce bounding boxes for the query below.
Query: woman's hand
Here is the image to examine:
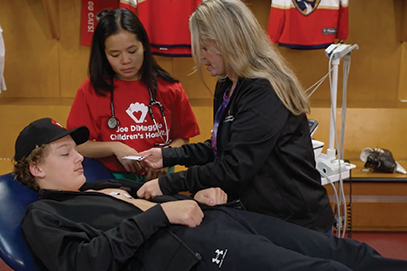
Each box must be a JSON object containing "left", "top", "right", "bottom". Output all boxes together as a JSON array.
[
  {"left": 193, "top": 187, "right": 227, "bottom": 206},
  {"left": 145, "top": 167, "right": 169, "bottom": 181},
  {"left": 139, "top": 148, "right": 164, "bottom": 169},
  {"left": 137, "top": 178, "right": 163, "bottom": 199},
  {"left": 113, "top": 143, "right": 144, "bottom": 173}
]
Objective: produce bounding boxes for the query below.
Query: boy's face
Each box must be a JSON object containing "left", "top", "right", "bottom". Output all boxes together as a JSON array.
[{"left": 31, "top": 135, "right": 85, "bottom": 191}]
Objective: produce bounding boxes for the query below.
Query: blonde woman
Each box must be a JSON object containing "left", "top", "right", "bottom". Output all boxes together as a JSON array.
[{"left": 138, "top": 0, "right": 334, "bottom": 233}]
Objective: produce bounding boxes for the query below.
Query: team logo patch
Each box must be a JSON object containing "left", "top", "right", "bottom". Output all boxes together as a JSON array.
[
  {"left": 223, "top": 115, "right": 234, "bottom": 123},
  {"left": 292, "top": 0, "right": 321, "bottom": 16},
  {"left": 51, "top": 119, "right": 63, "bottom": 128}
]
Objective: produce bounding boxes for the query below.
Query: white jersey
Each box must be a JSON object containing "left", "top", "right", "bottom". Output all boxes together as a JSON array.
[{"left": 0, "top": 25, "right": 6, "bottom": 92}]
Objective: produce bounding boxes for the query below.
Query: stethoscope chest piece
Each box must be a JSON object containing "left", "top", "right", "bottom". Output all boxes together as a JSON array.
[
  {"left": 108, "top": 90, "right": 119, "bottom": 129},
  {"left": 107, "top": 116, "right": 119, "bottom": 129}
]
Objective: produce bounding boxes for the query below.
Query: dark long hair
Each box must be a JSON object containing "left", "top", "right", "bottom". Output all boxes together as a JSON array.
[{"left": 89, "top": 8, "right": 178, "bottom": 97}]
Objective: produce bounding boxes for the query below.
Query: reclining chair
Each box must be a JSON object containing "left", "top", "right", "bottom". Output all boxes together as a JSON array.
[{"left": 0, "top": 158, "right": 115, "bottom": 271}]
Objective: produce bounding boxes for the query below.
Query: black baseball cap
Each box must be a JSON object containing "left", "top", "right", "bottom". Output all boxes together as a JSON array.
[{"left": 14, "top": 118, "right": 89, "bottom": 161}]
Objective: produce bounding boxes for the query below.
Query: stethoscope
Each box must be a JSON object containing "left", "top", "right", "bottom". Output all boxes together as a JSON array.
[{"left": 107, "top": 88, "right": 172, "bottom": 146}]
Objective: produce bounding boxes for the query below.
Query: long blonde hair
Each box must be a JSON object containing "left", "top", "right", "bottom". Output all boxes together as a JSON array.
[{"left": 189, "top": 0, "right": 309, "bottom": 115}]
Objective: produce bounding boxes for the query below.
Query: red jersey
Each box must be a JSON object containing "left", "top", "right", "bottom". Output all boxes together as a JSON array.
[
  {"left": 267, "top": 0, "right": 349, "bottom": 49},
  {"left": 67, "top": 78, "right": 200, "bottom": 172},
  {"left": 119, "top": 0, "right": 203, "bottom": 57},
  {"left": 81, "top": 0, "right": 118, "bottom": 46}
]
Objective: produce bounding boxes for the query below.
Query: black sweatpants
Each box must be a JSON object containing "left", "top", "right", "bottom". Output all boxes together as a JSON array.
[{"left": 169, "top": 207, "right": 407, "bottom": 271}]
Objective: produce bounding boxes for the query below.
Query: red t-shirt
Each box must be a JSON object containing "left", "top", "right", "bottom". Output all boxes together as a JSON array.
[{"left": 67, "top": 77, "right": 200, "bottom": 172}]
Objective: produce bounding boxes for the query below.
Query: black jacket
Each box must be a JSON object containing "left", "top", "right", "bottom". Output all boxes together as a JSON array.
[
  {"left": 159, "top": 77, "right": 334, "bottom": 232},
  {"left": 21, "top": 179, "right": 200, "bottom": 271}
]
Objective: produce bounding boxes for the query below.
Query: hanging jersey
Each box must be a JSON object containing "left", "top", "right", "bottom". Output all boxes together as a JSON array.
[
  {"left": 267, "top": 0, "right": 349, "bottom": 49},
  {"left": 0, "top": 25, "right": 6, "bottom": 92},
  {"left": 67, "top": 78, "right": 200, "bottom": 172},
  {"left": 80, "top": 0, "right": 118, "bottom": 46},
  {"left": 119, "top": 0, "right": 204, "bottom": 57},
  {"left": 119, "top": 0, "right": 137, "bottom": 14}
]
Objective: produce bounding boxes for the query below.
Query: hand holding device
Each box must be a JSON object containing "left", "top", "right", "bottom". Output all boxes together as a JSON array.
[{"left": 138, "top": 148, "right": 164, "bottom": 168}]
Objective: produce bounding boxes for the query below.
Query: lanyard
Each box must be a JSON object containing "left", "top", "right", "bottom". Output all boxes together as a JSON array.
[{"left": 211, "top": 88, "right": 231, "bottom": 157}]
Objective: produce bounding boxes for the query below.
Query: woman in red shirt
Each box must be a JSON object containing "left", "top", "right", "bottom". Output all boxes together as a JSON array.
[{"left": 67, "top": 8, "right": 200, "bottom": 182}]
